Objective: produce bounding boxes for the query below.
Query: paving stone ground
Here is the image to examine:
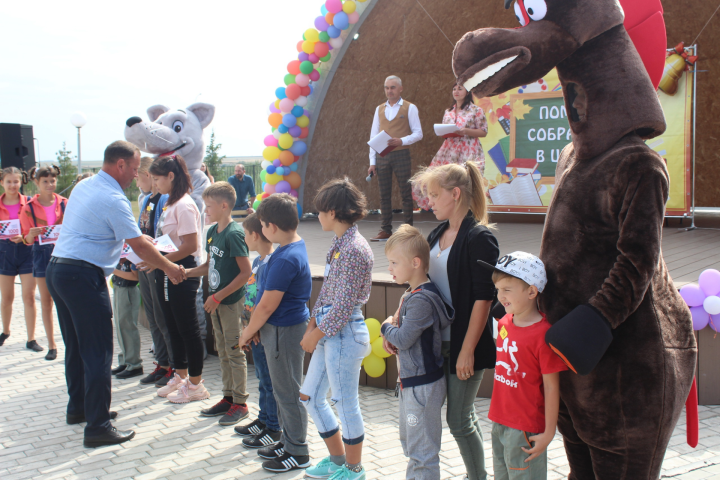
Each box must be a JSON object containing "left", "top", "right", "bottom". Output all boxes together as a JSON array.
[{"left": 1, "top": 283, "right": 719, "bottom": 480}]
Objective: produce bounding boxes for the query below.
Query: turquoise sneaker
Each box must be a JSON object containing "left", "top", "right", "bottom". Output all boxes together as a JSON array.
[
  {"left": 327, "top": 465, "right": 366, "bottom": 480},
  {"left": 305, "top": 457, "right": 343, "bottom": 479}
]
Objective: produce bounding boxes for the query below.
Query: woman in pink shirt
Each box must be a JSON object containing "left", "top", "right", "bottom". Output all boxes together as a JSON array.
[
  {"left": 146, "top": 155, "right": 210, "bottom": 404},
  {"left": 20, "top": 166, "right": 68, "bottom": 361},
  {"left": 0, "top": 167, "right": 38, "bottom": 352}
]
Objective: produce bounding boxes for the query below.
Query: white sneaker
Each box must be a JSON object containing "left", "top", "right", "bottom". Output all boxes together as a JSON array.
[
  {"left": 157, "top": 373, "right": 185, "bottom": 398},
  {"left": 167, "top": 378, "right": 210, "bottom": 404}
]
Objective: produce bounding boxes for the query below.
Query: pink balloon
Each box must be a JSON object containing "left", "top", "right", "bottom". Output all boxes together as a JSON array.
[
  {"left": 691, "top": 306, "right": 710, "bottom": 330},
  {"left": 349, "top": 11, "right": 360, "bottom": 24},
  {"left": 279, "top": 98, "right": 295, "bottom": 113},
  {"left": 264, "top": 135, "right": 278, "bottom": 147},
  {"left": 295, "top": 74, "right": 310, "bottom": 87},
  {"left": 309, "top": 70, "right": 320, "bottom": 81},
  {"left": 680, "top": 284, "right": 706, "bottom": 307},
  {"left": 264, "top": 183, "right": 276, "bottom": 195},
  {"left": 699, "top": 269, "right": 720, "bottom": 297},
  {"left": 269, "top": 102, "right": 280, "bottom": 113},
  {"left": 308, "top": 53, "right": 320, "bottom": 64},
  {"left": 709, "top": 314, "right": 720, "bottom": 332},
  {"left": 290, "top": 189, "right": 299, "bottom": 198},
  {"left": 325, "top": 0, "right": 342, "bottom": 14}
]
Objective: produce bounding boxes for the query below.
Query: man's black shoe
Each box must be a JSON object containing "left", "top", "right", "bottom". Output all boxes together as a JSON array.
[
  {"left": 83, "top": 427, "right": 135, "bottom": 448},
  {"left": 111, "top": 365, "right": 126, "bottom": 375},
  {"left": 140, "top": 363, "right": 167, "bottom": 385},
  {"left": 26, "top": 340, "right": 44, "bottom": 352},
  {"left": 115, "top": 367, "right": 143, "bottom": 380},
  {"left": 67, "top": 411, "right": 118, "bottom": 425}
]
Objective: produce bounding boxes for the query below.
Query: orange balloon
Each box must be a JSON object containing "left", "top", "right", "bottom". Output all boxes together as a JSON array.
[
  {"left": 325, "top": 12, "right": 335, "bottom": 25},
  {"left": 279, "top": 150, "right": 294, "bottom": 166},
  {"left": 268, "top": 113, "right": 283, "bottom": 128},
  {"left": 286, "top": 171, "right": 302, "bottom": 190}
]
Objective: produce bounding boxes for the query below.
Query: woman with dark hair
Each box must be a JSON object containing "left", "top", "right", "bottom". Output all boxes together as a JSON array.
[
  {"left": 146, "top": 155, "right": 210, "bottom": 403},
  {"left": 412, "top": 83, "right": 489, "bottom": 210}
]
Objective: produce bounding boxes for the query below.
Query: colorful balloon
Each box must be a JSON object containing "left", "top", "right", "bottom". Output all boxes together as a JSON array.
[
  {"left": 276, "top": 180, "right": 292, "bottom": 194},
  {"left": 269, "top": 102, "right": 280, "bottom": 114},
  {"left": 279, "top": 98, "right": 295, "bottom": 113},
  {"left": 295, "top": 73, "right": 310, "bottom": 87},
  {"left": 285, "top": 83, "right": 301, "bottom": 100},
  {"left": 691, "top": 306, "right": 710, "bottom": 330},
  {"left": 262, "top": 146, "right": 280, "bottom": 161},
  {"left": 291, "top": 106, "right": 304, "bottom": 118},
  {"left": 286, "top": 171, "right": 302, "bottom": 189},
  {"left": 705, "top": 296, "right": 720, "bottom": 316},
  {"left": 308, "top": 53, "right": 320, "bottom": 64},
  {"left": 327, "top": 25, "right": 341, "bottom": 38},
  {"left": 298, "top": 52, "right": 310, "bottom": 62},
  {"left": 275, "top": 87, "right": 286, "bottom": 100},
  {"left": 282, "top": 114, "right": 297, "bottom": 127},
  {"left": 263, "top": 183, "right": 276, "bottom": 194},
  {"left": 299, "top": 127, "right": 310, "bottom": 139},
  {"left": 364, "top": 354, "right": 385, "bottom": 378},
  {"left": 261, "top": 160, "right": 272, "bottom": 169},
  {"left": 300, "top": 60, "right": 314, "bottom": 75},
  {"left": 268, "top": 113, "right": 283, "bottom": 128},
  {"left": 329, "top": 36, "right": 343, "bottom": 49},
  {"left": 295, "top": 96, "right": 308, "bottom": 107},
  {"left": 680, "top": 284, "right": 706, "bottom": 307},
  {"left": 290, "top": 189, "right": 299, "bottom": 198},
  {"left": 278, "top": 133, "right": 294, "bottom": 149},
  {"left": 309, "top": 69, "right": 321, "bottom": 82},
  {"left": 372, "top": 337, "right": 391, "bottom": 358},
  {"left": 279, "top": 150, "right": 295, "bottom": 166},
  {"left": 266, "top": 165, "right": 276, "bottom": 175},
  {"left": 699, "top": 269, "right": 720, "bottom": 297},
  {"left": 264, "top": 135, "right": 278, "bottom": 147},
  {"left": 325, "top": 12, "right": 335, "bottom": 25},
  {"left": 321, "top": 53, "right": 332, "bottom": 62},
  {"left": 319, "top": 31, "right": 330, "bottom": 42},
  {"left": 302, "top": 40, "right": 316, "bottom": 54},
  {"left": 349, "top": 11, "right": 360, "bottom": 24},
  {"left": 315, "top": 16, "right": 330, "bottom": 31},
  {"left": 278, "top": 124, "right": 289, "bottom": 134},
  {"left": 290, "top": 141, "right": 308, "bottom": 156},
  {"left": 266, "top": 173, "right": 282, "bottom": 185},
  {"left": 365, "top": 318, "right": 381, "bottom": 342},
  {"left": 253, "top": 200, "right": 261, "bottom": 210},
  {"left": 333, "top": 12, "right": 349, "bottom": 30},
  {"left": 314, "top": 42, "right": 329, "bottom": 58},
  {"left": 296, "top": 40, "right": 304, "bottom": 53},
  {"left": 288, "top": 125, "right": 302, "bottom": 137},
  {"left": 343, "top": 0, "right": 356, "bottom": 13},
  {"left": 296, "top": 115, "right": 310, "bottom": 128},
  {"left": 290, "top": 162, "right": 299, "bottom": 172},
  {"left": 284, "top": 74, "right": 296, "bottom": 86},
  {"left": 305, "top": 28, "right": 320, "bottom": 42},
  {"left": 326, "top": 0, "right": 342, "bottom": 14},
  {"left": 276, "top": 167, "right": 285, "bottom": 176},
  {"left": 287, "top": 60, "right": 301, "bottom": 75},
  {"left": 273, "top": 159, "right": 282, "bottom": 167}
]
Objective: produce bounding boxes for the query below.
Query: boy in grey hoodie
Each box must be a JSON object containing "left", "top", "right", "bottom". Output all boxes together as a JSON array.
[{"left": 380, "top": 225, "right": 454, "bottom": 480}]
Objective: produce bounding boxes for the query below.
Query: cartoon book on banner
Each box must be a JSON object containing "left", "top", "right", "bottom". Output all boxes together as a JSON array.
[{"left": 488, "top": 174, "right": 542, "bottom": 207}]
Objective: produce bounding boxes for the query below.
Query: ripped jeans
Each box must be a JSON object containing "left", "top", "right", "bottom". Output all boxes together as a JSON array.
[{"left": 300, "top": 305, "right": 370, "bottom": 445}]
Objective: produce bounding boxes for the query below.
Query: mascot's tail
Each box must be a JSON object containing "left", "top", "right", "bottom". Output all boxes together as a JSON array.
[{"left": 686, "top": 377, "right": 698, "bottom": 448}]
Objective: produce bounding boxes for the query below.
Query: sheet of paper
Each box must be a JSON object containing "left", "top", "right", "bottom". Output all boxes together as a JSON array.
[
  {"left": 434, "top": 124, "right": 461, "bottom": 138},
  {"left": 122, "top": 234, "right": 179, "bottom": 267},
  {"left": 368, "top": 130, "right": 395, "bottom": 157},
  {"left": 38, "top": 225, "right": 62, "bottom": 245},
  {"left": 0, "top": 219, "right": 21, "bottom": 240}
]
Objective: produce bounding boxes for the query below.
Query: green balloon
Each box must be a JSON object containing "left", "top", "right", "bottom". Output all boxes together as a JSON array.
[
  {"left": 284, "top": 74, "right": 296, "bottom": 86},
  {"left": 319, "top": 31, "right": 330, "bottom": 43},
  {"left": 321, "top": 53, "right": 332, "bottom": 62},
  {"left": 260, "top": 170, "right": 267, "bottom": 182},
  {"left": 300, "top": 61, "right": 314, "bottom": 75},
  {"left": 302, "top": 33, "right": 306, "bottom": 41},
  {"left": 253, "top": 200, "right": 261, "bottom": 210}
]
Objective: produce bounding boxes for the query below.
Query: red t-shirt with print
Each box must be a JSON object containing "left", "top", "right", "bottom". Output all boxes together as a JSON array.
[{"left": 488, "top": 313, "right": 568, "bottom": 434}]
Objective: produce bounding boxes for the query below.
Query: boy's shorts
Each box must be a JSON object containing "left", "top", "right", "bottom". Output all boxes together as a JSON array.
[
  {"left": 491, "top": 422, "right": 547, "bottom": 480},
  {"left": 0, "top": 240, "right": 33, "bottom": 276},
  {"left": 32, "top": 244, "right": 54, "bottom": 278}
]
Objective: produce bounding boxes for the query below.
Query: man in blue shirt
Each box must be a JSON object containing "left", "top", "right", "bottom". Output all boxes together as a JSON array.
[
  {"left": 227, "top": 163, "right": 256, "bottom": 220},
  {"left": 47, "top": 141, "right": 184, "bottom": 448}
]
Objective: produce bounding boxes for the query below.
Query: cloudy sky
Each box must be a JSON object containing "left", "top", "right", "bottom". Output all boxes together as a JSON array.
[{"left": 0, "top": 0, "right": 322, "bottom": 162}]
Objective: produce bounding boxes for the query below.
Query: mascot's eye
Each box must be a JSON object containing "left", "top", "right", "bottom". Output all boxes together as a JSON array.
[
  {"left": 524, "top": 0, "right": 547, "bottom": 21},
  {"left": 514, "top": 2, "right": 527, "bottom": 26},
  {"left": 172, "top": 120, "right": 183, "bottom": 133}
]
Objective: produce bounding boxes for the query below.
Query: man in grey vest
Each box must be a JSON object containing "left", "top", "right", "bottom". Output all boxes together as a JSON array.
[{"left": 367, "top": 75, "right": 423, "bottom": 241}]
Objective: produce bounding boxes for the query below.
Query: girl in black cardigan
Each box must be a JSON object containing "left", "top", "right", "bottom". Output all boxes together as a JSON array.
[{"left": 412, "top": 162, "right": 499, "bottom": 480}]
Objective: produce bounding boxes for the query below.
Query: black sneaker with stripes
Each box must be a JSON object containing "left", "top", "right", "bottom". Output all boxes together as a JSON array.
[
  {"left": 262, "top": 451, "right": 311, "bottom": 472},
  {"left": 242, "top": 428, "right": 282, "bottom": 448},
  {"left": 257, "top": 442, "right": 285, "bottom": 460},
  {"left": 234, "top": 419, "right": 265, "bottom": 437}
]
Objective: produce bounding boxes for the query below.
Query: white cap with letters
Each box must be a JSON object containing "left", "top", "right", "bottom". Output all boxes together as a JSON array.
[{"left": 478, "top": 251, "right": 547, "bottom": 292}]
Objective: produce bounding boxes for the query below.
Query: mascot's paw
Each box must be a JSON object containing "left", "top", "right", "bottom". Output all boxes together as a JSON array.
[{"left": 545, "top": 305, "right": 612, "bottom": 375}]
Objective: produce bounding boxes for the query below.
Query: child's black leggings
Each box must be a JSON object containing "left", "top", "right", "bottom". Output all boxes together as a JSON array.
[{"left": 154, "top": 255, "right": 203, "bottom": 377}]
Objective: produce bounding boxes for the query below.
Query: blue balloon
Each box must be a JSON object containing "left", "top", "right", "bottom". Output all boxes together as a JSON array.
[
  {"left": 333, "top": 12, "right": 349, "bottom": 30},
  {"left": 290, "top": 162, "right": 299, "bottom": 172},
  {"left": 289, "top": 141, "right": 307, "bottom": 156},
  {"left": 262, "top": 182, "right": 266, "bottom": 190},
  {"left": 297, "top": 204, "right": 303, "bottom": 218},
  {"left": 309, "top": 85, "right": 314, "bottom": 95},
  {"left": 321, "top": 5, "right": 328, "bottom": 15},
  {"left": 278, "top": 124, "right": 289, "bottom": 134},
  {"left": 282, "top": 114, "right": 297, "bottom": 127},
  {"left": 327, "top": 26, "right": 341, "bottom": 38},
  {"left": 275, "top": 87, "right": 286, "bottom": 100},
  {"left": 291, "top": 106, "right": 304, "bottom": 118},
  {"left": 266, "top": 165, "right": 276, "bottom": 174},
  {"left": 275, "top": 167, "right": 285, "bottom": 176}
]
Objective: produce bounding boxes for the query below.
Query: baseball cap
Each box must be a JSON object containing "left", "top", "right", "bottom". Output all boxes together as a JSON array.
[{"left": 477, "top": 251, "right": 547, "bottom": 292}]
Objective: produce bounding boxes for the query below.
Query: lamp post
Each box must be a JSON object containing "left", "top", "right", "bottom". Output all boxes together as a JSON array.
[{"left": 70, "top": 112, "right": 87, "bottom": 174}]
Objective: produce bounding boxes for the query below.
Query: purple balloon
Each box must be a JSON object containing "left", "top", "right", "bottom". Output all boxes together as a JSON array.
[
  {"left": 275, "top": 180, "right": 292, "bottom": 194},
  {"left": 711, "top": 314, "right": 720, "bottom": 332},
  {"left": 298, "top": 52, "right": 309, "bottom": 62},
  {"left": 290, "top": 189, "right": 299, "bottom": 198},
  {"left": 269, "top": 102, "right": 280, "bottom": 113},
  {"left": 680, "top": 284, "right": 706, "bottom": 307},
  {"left": 289, "top": 125, "right": 302, "bottom": 137},
  {"left": 273, "top": 159, "right": 281, "bottom": 167},
  {"left": 691, "top": 306, "right": 710, "bottom": 330},
  {"left": 699, "top": 269, "right": 720, "bottom": 297},
  {"left": 315, "top": 16, "right": 330, "bottom": 31},
  {"left": 304, "top": 109, "right": 312, "bottom": 118}
]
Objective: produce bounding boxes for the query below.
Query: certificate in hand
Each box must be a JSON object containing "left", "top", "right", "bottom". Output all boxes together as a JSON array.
[
  {"left": 368, "top": 130, "right": 395, "bottom": 157},
  {"left": 0, "top": 219, "right": 21, "bottom": 240},
  {"left": 434, "top": 124, "right": 462, "bottom": 138},
  {"left": 38, "top": 225, "right": 62, "bottom": 245},
  {"left": 123, "top": 234, "right": 179, "bottom": 266}
]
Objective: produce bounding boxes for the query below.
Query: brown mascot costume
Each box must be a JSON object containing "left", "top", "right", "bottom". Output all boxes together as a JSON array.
[{"left": 453, "top": 0, "right": 697, "bottom": 478}]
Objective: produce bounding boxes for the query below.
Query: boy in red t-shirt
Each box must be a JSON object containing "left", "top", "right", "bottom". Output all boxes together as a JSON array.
[{"left": 478, "top": 251, "right": 567, "bottom": 480}]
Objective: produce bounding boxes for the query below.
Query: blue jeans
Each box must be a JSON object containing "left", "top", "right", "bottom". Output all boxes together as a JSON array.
[
  {"left": 251, "top": 339, "right": 280, "bottom": 431},
  {"left": 300, "top": 305, "right": 370, "bottom": 445}
]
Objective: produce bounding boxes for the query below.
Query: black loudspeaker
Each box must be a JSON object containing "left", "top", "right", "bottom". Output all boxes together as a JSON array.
[{"left": 0, "top": 123, "right": 36, "bottom": 171}]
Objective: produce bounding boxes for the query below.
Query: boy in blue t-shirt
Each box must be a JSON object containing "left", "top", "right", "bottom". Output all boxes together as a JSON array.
[{"left": 238, "top": 194, "right": 312, "bottom": 473}]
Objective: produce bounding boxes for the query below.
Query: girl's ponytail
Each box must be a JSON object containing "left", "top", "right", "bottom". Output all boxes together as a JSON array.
[{"left": 465, "top": 161, "right": 489, "bottom": 226}]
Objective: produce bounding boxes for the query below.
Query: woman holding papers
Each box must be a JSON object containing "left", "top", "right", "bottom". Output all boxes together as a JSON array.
[
  {"left": 20, "top": 166, "right": 68, "bottom": 361},
  {"left": 412, "top": 83, "right": 488, "bottom": 210}
]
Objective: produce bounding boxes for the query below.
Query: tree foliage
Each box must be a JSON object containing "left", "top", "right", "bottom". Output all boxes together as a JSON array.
[
  {"left": 56, "top": 142, "right": 77, "bottom": 194},
  {"left": 204, "top": 130, "right": 226, "bottom": 180}
]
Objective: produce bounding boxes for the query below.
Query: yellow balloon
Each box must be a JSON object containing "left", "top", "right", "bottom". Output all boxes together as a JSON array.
[
  {"left": 364, "top": 354, "right": 386, "bottom": 378},
  {"left": 302, "top": 40, "right": 316, "bottom": 54},
  {"left": 279, "top": 133, "right": 294, "bottom": 150},
  {"left": 342, "top": 0, "right": 356, "bottom": 13},
  {"left": 274, "top": 99, "right": 281, "bottom": 109},
  {"left": 305, "top": 28, "right": 320, "bottom": 42},
  {"left": 263, "top": 146, "right": 280, "bottom": 161},
  {"left": 296, "top": 115, "right": 310, "bottom": 128},
  {"left": 371, "top": 337, "right": 391, "bottom": 358},
  {"left": 365, "top": 318, "right": 381, "bottom": 342},
  {"left": 266, "top": 173, "right": 282, "bottom": 185}
]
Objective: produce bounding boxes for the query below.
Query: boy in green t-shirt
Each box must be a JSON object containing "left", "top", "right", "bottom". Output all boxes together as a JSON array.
[{"left": 186, "top": 182, "right": 252, "bottom": 426}]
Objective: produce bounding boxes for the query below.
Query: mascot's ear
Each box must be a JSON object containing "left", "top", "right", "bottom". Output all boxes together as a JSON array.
[
  {"left": 187, "top": 103, "right": 215, "bottom": 129},
  {"left": 147, "top": 105, "right": 170, "bottom": 122}
]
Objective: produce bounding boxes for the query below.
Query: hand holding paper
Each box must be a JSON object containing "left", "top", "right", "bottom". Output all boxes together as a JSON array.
[
  {"left": 434, "top": 124, "right": 462, "bottom": 138},
  {"left": 122, "top": 234, "right": 178, "bottom": 266},
  {"left": 368, "top": 130, "right": 395, "bottom": 157}
]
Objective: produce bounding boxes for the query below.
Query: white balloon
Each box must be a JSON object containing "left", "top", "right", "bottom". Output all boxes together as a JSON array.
[
  {"left": 704, "top": 296, "right": 720, "bottom": 315},
  {"left": 261, "top": 160, "right": 272, "bottom": 169},
  {"left": 329, "top": 37, "right": 344, "bottom": 49},
  {"left": 273, "top": 130, "right": 282, "bottom": 139},
  {"left": 295, "top": 96, "right": 308, "bottom": 107}
]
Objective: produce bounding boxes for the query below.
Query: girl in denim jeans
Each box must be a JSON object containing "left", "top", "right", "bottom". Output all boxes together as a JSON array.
[{"left": 299, "top": 178, "right": 374, "bottom": 480}]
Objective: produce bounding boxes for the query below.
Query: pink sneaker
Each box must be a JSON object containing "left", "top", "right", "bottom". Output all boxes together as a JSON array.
[
  {"left": 167, "top": 379, "right": 210, "bottom": 404},
  {"left": 157, "top": 373, "right": 185, "bottom": 398}
]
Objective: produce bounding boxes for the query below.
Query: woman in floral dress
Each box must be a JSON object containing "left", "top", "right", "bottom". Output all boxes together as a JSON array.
[{"left": 413, "top": 83, "right": 488, "bottom": 210}]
